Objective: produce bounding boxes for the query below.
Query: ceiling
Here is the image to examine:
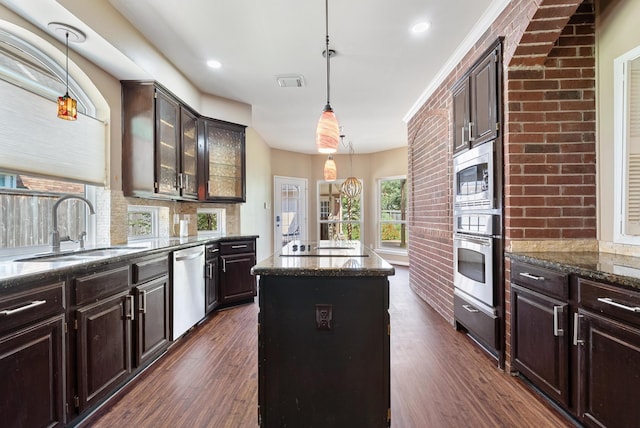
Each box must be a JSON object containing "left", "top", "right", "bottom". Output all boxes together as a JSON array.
[{"left": 1, "top": 0, "right": 508, "bottom": 154}]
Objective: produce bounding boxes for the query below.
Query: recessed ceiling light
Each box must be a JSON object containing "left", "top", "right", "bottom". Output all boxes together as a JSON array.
[
  {"left": 411, "top": 21, "right": 431, "bottom": 34},
  {"left": 207, "top": 60, "right": 222, "bottom": 69}
]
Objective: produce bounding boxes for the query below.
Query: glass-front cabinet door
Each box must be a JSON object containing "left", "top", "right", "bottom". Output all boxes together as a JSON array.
[
  {"left": 180, "top": 107, "right": 198, "bottom": 199},
  {"left": 155, "top": 89, "right": 180, "bottom": 196},
  {"left": 201, "top": 117, "right": 246, "bottom": 202}
]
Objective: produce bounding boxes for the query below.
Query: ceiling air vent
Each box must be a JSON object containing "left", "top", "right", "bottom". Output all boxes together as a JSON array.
[{"left": 276, "top": 75, "right": 305, "bottom": 88}]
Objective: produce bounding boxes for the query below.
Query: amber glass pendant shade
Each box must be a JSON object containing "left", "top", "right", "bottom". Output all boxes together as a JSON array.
[
  {"left": 323, "top": 155, "right": 337, "bottom": 181},
  {"left": 57, "top": 93, "right": 77, "bottom": 120},
  {"left": 316, "top": 107, "right": 339, "bottom": 154}
]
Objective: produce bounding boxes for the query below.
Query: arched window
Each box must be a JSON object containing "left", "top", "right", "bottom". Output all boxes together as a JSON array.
[
  {"left": 0, "top": 29, "right": 95, "bottom": 117},
  {"left": 0, "top": 27, "right": 106, "bottom": 251}
]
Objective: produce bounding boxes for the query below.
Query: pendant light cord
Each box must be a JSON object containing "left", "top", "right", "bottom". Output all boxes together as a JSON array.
[
  {"left": 65, "top": 31, "right": 70, "bottom": 96},
  {"left": 325, "top": 0, "right": 331, "bottom": 108}
]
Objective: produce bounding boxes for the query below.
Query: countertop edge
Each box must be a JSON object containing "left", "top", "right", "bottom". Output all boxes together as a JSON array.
[{"left": 507, "top": 251, "right": 640, "bottom": 291}]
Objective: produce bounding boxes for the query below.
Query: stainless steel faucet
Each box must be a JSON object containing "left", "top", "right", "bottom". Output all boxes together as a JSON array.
[{"left": 50, "top": 195, "right": 96, "bottom": 252}]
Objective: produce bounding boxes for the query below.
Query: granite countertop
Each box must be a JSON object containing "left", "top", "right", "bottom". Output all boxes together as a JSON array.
[
  {"left": 252, "top": 240, "right": 395, "bottom": 277},
  {"left": 507, "top": 251, "right": 640, "bottom": 291},
  {"left": 0, "top": 234, "right": 258, "bottom": 288}
]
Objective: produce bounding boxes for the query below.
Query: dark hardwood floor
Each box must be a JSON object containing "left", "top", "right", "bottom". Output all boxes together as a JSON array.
[{"left": 85, "top": 266, "right": 572, "bottom": 427}]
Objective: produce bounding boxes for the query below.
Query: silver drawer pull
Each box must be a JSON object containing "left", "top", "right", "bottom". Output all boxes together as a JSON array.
[
  {"left": 597, "top": 297, "right": 640, "bottom": 313},
  {"left": 208, "top": 248, "right": 219, "bottom": 253},
  {"left": 1, "top": 300, "right": 46, "bottom": 316},
  {"left": 462, "top": 304, "right": 479, "bottom": 313},
  {"left": 231, "top": 244, "right": 248, "bottom": 249},
  {"left": 519, "top": 272, "right": 545, "bottom": 281}
]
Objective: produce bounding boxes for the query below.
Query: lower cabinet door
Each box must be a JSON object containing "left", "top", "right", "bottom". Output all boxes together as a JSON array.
[
  {"left": 205, "top": 257, "right": 220, "bottom": 313},
  {"left": 135, "top": 275, "right": 170, "bottom": 367},
  {"left": 579, "top": 310, "right": 640, "bottom": 428},
  {"left": 220, "top": 253, "right": 256, "bottom": 304},
  {"left": 76, "top": 290, "right": 132, "bottom": 412},
  {"left": 0, "top": 315, "right": 65, "bottom": 428},
  {"left": 511, "top": 284, "right": 570, "bottom": 407}
]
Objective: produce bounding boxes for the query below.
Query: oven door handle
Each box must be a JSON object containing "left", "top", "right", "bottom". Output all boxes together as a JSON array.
[{"left": 454, "top": 234, "right": 492, "bottom": 246}]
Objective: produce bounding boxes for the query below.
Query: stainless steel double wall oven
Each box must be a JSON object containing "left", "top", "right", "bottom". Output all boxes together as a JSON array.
[{"left": 453, "top": 139, "right": 503, "bottom": 358}]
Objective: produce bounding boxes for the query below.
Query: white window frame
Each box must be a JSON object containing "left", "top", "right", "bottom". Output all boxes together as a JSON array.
[
  {"left": 317, "top": 179, "right": 364, "bottom": 244},
  {"left": 376, "top": 176, "right": 408, "bottom": 254},
  {"left": 614, "top": 45, "right": 640, "bottom": 245},
  {"left": 197, "top": 207, "right": 226, "bottom": 237},
  {"left": 127, "top": 205, "right": 160, "bottom": 240}
]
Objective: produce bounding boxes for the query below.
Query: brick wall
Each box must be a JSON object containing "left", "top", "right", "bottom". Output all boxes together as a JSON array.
[{"left": 407, "top": 0, "right": 594, "bottom": 368}]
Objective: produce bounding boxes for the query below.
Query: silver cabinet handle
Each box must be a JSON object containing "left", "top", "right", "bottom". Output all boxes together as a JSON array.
[
  {"left": 222, "top": 258, "right": 226, "bottom": 273},
  {"left": 461, "top": 126, "right": 467, "bottom": 145},
  {"left": 597, "top": 297, "right": 640, "bottom": 312},
  {"left": 573, "top": 312, "right": 584, "bottom": 346},
  {"left": 0, "top": 300, "right": 46, "bottom": 316},
  {"left": 231, "top": 244, "right": 248, "bottom": 249},
  {"left": 208, "top": 248, "right": 219, "bottom": 254},
  {"left": 553, "top": 306, "right": 564, "bottom": 336},
  {"left": 469, "top": 121, "right": 475, "bottom": 142},
  {"left": 519, "top": 272, "right": 545, "bottom": 281},
  {"left": 207, "top": 263, "right": 214, "bottom": 279},
  {"left": 140, "top": 290, "right": 147, "bottom": 314},
  {"left": 125, "top": 295, "right": 135, "bottom": 320},
  {"left": 462, "top": 304, "right": 479, "bottom": 313}
]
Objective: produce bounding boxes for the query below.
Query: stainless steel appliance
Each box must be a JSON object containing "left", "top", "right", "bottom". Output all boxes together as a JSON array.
[
  {"left": 453, "top": 140, "right": 494, "bottom": 210},
  {"left": 453, "top": 213, "right": 499, "bottom": 312},
  {"left": 172, "top": 245, "right": 205, "bottom": 340}
]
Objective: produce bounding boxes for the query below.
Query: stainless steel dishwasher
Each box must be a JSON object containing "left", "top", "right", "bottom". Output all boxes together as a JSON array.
[{"left": 172, "top": 245, "right": 205, "bottom": 340}]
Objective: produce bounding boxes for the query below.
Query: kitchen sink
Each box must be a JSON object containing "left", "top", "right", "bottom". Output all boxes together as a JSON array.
[{"left": 15, "top": 246, "right": 146, "bottom": 262}]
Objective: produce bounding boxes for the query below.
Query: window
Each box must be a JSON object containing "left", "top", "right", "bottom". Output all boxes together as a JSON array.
[
  {"left": 0, "top": 172, "right": 93, "bottom": 250},
  {"left": 378, "top": 177, "right": 408, "bottom": 252},
  {"left": 0, "top": 29, "right": 103, "bottom": 251},
  {"left": 197, "top": 208, "right": 226, "bottom": 237},
  {"left": 318, "top": 179, "right": 363, "bottom": 242},
  {"left": 128, "top": 206, "right": 159, "bottom": 240},
  {"left": 614, "top": 46, "right": 640, "bottom": 244}
]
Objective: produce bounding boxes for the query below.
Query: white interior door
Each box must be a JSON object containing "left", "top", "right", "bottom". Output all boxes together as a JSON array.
[{"left": 274, "top": 176, "right": 307, "bottom": 252}]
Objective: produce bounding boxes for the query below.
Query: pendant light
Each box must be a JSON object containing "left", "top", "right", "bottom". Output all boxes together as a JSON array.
[
  {"left": 316, "top": 0, "right": 339, "bottom": 154},
  {"left": 49, "top": 23, "right": 86, "bottom": 121},
  {"left": 323, "top": 154, "right": 337, "bottom": 181},
  {"left": 341, "top": 136, "right": 362, "bottom": 198}
]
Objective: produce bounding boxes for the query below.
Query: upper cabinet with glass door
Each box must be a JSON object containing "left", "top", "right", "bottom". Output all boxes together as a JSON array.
[
  {"left": 122, "top": 81, "right": 198, "bottom": 200},
  {"left": 199, "top": 117, "right": 246, "bottom": 202}
]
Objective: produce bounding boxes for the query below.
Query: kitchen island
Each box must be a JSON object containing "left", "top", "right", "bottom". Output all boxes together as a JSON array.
[{"left": 251, "top": 240, "right": 395, "bottom": 428}]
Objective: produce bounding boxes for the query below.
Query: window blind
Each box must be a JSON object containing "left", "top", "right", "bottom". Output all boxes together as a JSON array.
[{"left": 0, "top": 79, "right": 106, "bottom": 185}]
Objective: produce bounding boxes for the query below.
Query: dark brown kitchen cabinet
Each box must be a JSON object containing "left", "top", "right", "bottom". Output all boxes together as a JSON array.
[
  {"left": 199, "top": 117, "right": 247, "bottom": 202},
  {"left": 73, "top": 265, "right": 131, "bottom": 413},
  {"left": 132, "top": 255, "right": 171, "bottom": 367},
  {"left": 75, "top": 289, "right": 132, "bottom": 413},
  {"left": 219, "top": 240, "right": 256, "bottom": 305},
  {"left": 576, "top": 278, "right": 640, "bottom": 428},
  {"left": 0, "top": 281, "right": 65, "bottom": 428},
  {"left": 122, "top": 81, "right": 199, "bottom": 200},
  {"left": 510, "top": 261, "right": 571, "bottom": 408},
  {"left": 205, "top": 243, "right": 220, "bottom": 313},
  {"left": 452, "top": 39, "right": 501, "bottom": 154}
]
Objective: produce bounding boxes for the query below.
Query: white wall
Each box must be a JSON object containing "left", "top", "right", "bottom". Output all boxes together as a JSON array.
[{"left": 597, "top": 0, "right": 640, "bottom": 244}]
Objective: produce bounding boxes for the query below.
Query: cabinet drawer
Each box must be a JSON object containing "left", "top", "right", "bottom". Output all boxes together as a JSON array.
[
  {"left": 454, "top": 293, "right": 499, "bottom": 350},
  {"left": 74, "top": 265, "right": 130, "bottom": 305},
  {"left": 132, "top": 255, "right": 168, "bottom": 284},
  {"left": 206, "top": 244, "right": 220, "bottom": 260},
  {"left": 511, "top": 261, "right": 568, "bottom": 299},
  {"left": 0, "top": 282, "right": 64, "bottom": 335},
  {"left": 220, "top": 240, "right": 254, "bottom": 255},
  {"left": 578, "top": 277, "right": 640, "bottom": 328}
]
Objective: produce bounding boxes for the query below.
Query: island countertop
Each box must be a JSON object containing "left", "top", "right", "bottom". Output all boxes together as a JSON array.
[{"left": 251, "top": 240, "right": 395, "bottom": 277}]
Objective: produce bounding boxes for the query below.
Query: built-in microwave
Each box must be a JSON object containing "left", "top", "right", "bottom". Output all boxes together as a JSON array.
[{"left": 453, "top": 141, "right": 494, "bottom": 210}]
